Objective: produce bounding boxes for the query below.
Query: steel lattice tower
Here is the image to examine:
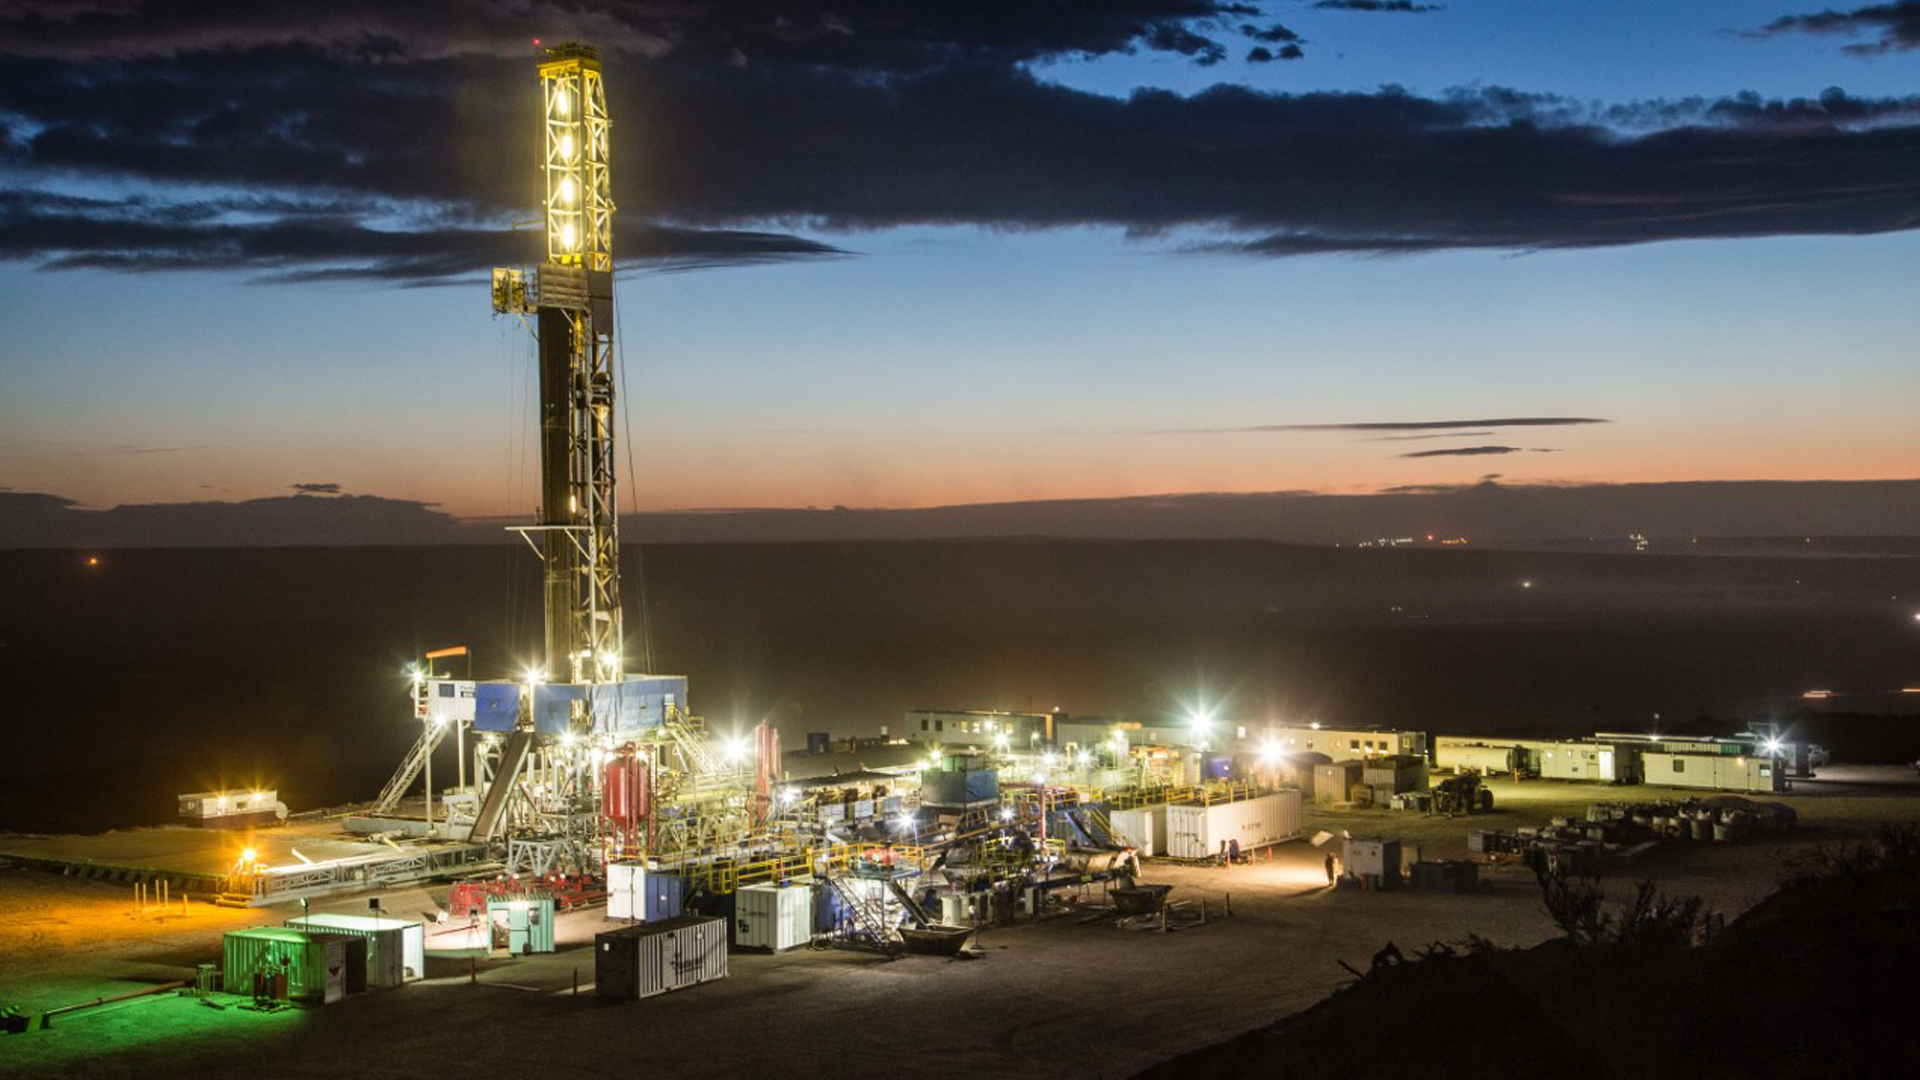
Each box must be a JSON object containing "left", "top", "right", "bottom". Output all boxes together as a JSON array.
[{"left": 496, "top": 42, "right": 623, "bottom": 687}]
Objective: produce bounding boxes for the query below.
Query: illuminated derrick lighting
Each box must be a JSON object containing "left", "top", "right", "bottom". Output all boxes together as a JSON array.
[{"left": 721, "top": 734, "right": 751, "bottom": 766}]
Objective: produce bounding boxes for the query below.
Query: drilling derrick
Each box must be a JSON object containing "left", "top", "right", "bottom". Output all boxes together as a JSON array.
[{"left": 498, "top": 41, "right": 622, "bottom": 686}]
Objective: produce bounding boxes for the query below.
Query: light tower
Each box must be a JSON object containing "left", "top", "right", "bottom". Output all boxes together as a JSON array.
[{"left": 496, "top": 41, "right": 622, "bottom": 688}]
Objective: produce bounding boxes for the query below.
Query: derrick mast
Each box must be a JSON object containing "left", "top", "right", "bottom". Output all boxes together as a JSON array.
[{"left": 498, "top": 41, "right": 622, "bottom": 685}]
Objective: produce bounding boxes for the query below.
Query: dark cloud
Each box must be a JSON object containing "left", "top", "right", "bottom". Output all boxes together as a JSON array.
[
  {"left": 1246, "top": 43, "right": 1305, "bottom": 62},
  {"left": 2, "top": 4, "right": 1919, "bottom": 280},
  {"left": 1167, "top": 417, "right": 1609, "bottom": 433},
  {"left": 0, "top": 189, "right": 846, "bottom": 282},
  {"left": 1313, "top": 1, "right": 1442, "bottom": 12},
  {"left": 1243, "top": 22, "right": 1303, "bottom": 42},
  {"left": 1362, "top": 431, "right": 1497, "bottom": 441},
  {"left": 1399, "top": 445, "right": 1557, "bottom": 458},
  {"left": 291, "top": 482, "right": 343, "bottom": 494},
  {"left": 1754, "top": 3, "right": 1920, "bottom": 55}
]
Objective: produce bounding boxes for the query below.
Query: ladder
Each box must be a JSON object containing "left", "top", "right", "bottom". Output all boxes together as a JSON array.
[
  {"left": 664, "top": 710, "right": 727, "bottom": 777},
  {"left": 1076, "top": 806, "right": 1120, "bottom": 850},
  {"left": 373, "top": 723, "right": 449, "bottom": 815},
  {"left": 826, "top": 876, "right": 902, "bottom": 955}
]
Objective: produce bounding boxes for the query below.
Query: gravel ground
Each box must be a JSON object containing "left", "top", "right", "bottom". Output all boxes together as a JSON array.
[{"left": 2, "top": 765, "right": 1914, "bottom": 1080}]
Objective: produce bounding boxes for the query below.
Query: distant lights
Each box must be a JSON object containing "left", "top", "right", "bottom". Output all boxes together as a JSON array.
[
  {"left": 558, "top": 133, "right": 575, "bottom": 160},
  {"left": 553, "top": 88, "right": 572, "bottom": 118},
  {"left": 557, "top": 176, "right": 576, "bottom": 205},
  {"left": 523, "top": 665, "right": 546, "bottom": 686}
]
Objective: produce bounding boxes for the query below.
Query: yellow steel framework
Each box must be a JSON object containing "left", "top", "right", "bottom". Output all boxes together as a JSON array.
[{"left": 498, "top": 41, "right": 624, "bottom": 686}]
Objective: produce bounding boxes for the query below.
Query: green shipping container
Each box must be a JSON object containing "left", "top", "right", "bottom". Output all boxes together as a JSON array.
[{"left": 222, "top": 927, "right": 346, "bottom": 1004}]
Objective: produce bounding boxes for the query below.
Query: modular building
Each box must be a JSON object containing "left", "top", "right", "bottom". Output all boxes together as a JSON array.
[
  {"left": 595, "top": 915, "right": 729, "bottom": 1000},
  {"left": 1537, "top": 741, "right": 1638, "bottom": 784},
  {"left": 1164, "top": 790, "right": 1302, "bottom": 859},
  {"left": 1260, "top": 725, "right": 1428, "bottom": 763},
  {"left": 734, "top": 882, "right": 814, "bottom": 951},
  {"left": 178, "top": 789, "right": 286, "bottom": 828},
  {"left": 906, "top": 709, "right": 1058, "bottom": 749},
  {"left": 1109, "top": 804, "right": 1168, "bottom": 855},
  {"left": 285, "top": 914, "right": 424, "bottom": 986},
  {"left": 1643, "top": 752, "right": 1785, "bottom": 794},
  {"left": 607, "top": 861, "right": 685, "bottom": 922},
  {"left": 223, "top": 927, "right": 347, "bottom": 1004}
]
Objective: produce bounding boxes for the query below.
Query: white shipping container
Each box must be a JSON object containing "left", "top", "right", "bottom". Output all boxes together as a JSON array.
[
  {"left": 734, "top": 883, "right": 813, "bottom": 950},
  {"left": 636, "top": 916, "right": 729, "bottom": 998},
  {"left": 286, "top": 914, "right": 424, "bottom": 986},
  {"left": 1108, "top": 805, "right": 1167, "bottom": 855},
  {"left": 608, "top": 859, "right": 645, "bottom": 920},
  {"left": 1164, "top": 791, "right": 1302, "bottom": 859}
]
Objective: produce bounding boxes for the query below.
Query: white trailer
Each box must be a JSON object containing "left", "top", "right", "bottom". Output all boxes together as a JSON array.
[{"left": 1164, "top": 790, "right": 1302, "bottom": 859}]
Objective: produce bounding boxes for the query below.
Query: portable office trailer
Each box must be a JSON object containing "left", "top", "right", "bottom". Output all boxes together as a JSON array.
[
  {"left": 734, "top": 883, "right": 814, "bottom": 951},
  {"left": 608, "top": 861, "right": 685, "bottom": 921},
  {"left": 595, "top": 915, "right": 729, "bottom": 1000},
  {"left": 286, "top": 914, "right": 425, "bottom": 986},
  {"left": 1262, "top": 725, "right": 1428, "bottom": 762},
  {"left": 222, "top": 927, "right": 345, "bottom": 1004},
  {"left": 1536, "top": 741, "right": 1634, "bottom": 783},
  {"left": 1644, "top": 752, "right": 1784, "bottom": 794},
  {"left": 1164, "top": 790, "right": 1302, "bottom": 859},
  {"left": 1108, "top": 805, "right": 1167, "bottom": 855}
]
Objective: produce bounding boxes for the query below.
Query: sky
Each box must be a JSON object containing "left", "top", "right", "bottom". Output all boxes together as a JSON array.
[{"left": 2, "top": 1, "right": 1918, "bottom": 519}]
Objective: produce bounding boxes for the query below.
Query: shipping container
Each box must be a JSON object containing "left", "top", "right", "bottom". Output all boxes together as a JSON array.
[
  {"left": 222, "top": 927, "right": 346, "bottom": 1004},
  {"left": 1311, "top": 762, "right": 1365, "bottom": 806},
  {"left": 1108, "top": 805, "right": 1167, "bottom": 855},
  {"left": 734, "top": 883, "right": 813, "bottom": 951},
  {"left": 1362, "top": 755, "right": 1428, "bottom": 793},
  {"left": 298, "top": 932, "right": 368, "bottom": 993},
  {"left": 286, "top": 914, "right": 425, "bottom": 986},
  {"left": 595, "top": 915, "right": 729, "bottom": 1000},
  {"left": 1163, "top": 790, "right": 1302, "bottom": 859},
  {"left": 1344, "top": 837, "right": 1401, "bottom": 883},
  {"left": 607, "top": 862, "right": 684, "bottom": 921},
  {"left": 486, "top": 895, "right": 556, "bottom": 954}
]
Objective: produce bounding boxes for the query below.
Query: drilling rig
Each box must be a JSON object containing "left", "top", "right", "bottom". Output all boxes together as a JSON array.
[{"left": 377, "top": 42, "right": 764, "bottom": 883}]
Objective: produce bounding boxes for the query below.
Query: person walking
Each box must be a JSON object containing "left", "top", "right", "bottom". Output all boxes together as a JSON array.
[{"left": 1324, "top": 851, "right": 1337, "bottom": 886}]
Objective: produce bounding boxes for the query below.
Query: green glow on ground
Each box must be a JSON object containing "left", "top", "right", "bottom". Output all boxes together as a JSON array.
[{"left": 4, "top": 989, "right": 302, "bottom": 1073}]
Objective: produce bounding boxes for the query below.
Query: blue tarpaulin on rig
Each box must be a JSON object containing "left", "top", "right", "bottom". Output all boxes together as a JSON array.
[
  {"left": 533, "top": 683, "right": 586, "bottom": 735},
  {"left": 590, "top": 675, "right": 686, "bottom": 733},
  {"left": 472, "top": 682, "right": 521, "bottom": 733}
]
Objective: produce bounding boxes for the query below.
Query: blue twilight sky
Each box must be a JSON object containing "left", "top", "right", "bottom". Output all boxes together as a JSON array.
[{"left": 1, "top": 1, "right": 1917, "bottom": 517}]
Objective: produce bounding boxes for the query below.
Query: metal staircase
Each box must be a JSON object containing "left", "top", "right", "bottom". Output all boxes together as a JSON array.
[
  {"left": 373, "top": 723, "right": 449, "bottom": 815},
  {"left": 825, "top": 875, "right": 903, "bottom": 956}
]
